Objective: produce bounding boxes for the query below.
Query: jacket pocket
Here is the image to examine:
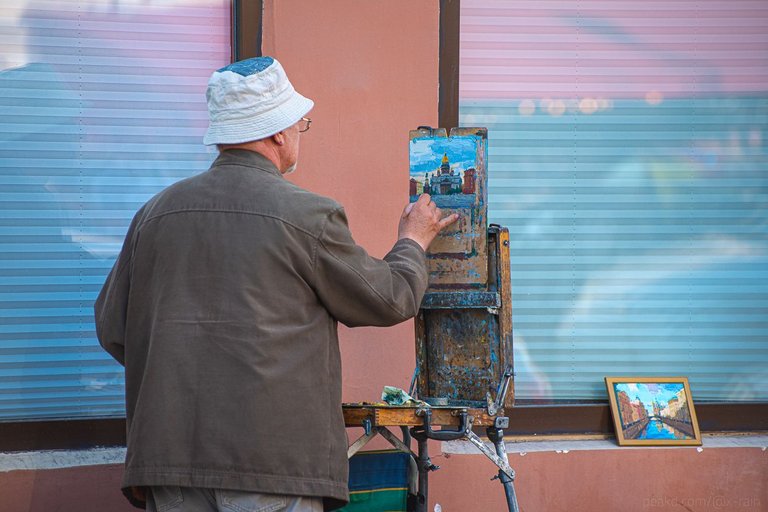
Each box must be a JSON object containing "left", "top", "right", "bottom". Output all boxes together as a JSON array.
[{"left": 219, "top": 490, "right": 287, "bottom": 512}]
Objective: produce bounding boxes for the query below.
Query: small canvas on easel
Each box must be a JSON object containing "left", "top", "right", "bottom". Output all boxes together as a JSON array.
[{"left": 409, "top": 127, "right": 488, "bottom": 287}]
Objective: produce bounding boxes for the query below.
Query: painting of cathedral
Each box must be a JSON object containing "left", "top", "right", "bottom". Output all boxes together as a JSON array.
[
  {"left": 408, "top": 127, "right": 488, "bottom": 287},
  {"left": 409, "top": 135, "right": 480, "bottom": 209}
]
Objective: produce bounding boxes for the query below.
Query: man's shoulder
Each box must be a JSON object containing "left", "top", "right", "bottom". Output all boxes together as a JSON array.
[
  {"left": 136, "top": 172, "right": 204, "bottom": 218},
  {"left": 276, "top": 181, "right": 344, "bottom": 233},
  {"left": 135, "top": 169, "right": 344, "bottom": 238},
  {"left": 281, "top": 180, "right": 342, "bottom": 214}
]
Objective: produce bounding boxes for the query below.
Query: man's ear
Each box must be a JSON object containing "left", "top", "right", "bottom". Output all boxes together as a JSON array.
[{"left": 272, "top": 131, "right": 286, "bottom": 146}]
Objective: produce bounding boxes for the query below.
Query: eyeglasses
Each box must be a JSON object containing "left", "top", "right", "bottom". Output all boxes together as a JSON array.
[{"left": 298, "top": 117, "right": 312, "bottom": 133}]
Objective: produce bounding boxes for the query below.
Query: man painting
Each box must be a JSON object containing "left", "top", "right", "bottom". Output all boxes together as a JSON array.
[{"left": 95, "top": 56, "right": 457, "bottom": 511}]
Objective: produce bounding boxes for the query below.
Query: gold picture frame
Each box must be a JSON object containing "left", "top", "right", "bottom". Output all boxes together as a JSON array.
[{"left": 605, "top": 377, "right": 702, "bottom": 446}]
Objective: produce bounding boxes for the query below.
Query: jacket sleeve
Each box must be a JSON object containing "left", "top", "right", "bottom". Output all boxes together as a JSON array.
[
  {"left": 311, "top": 207, "right": 428, "bottom": 328},
  {"left": 93, "top": 211, "right": 142, "bottom": 365}
]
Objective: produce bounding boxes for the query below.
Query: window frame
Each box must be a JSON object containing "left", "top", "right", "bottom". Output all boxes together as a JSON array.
[{"left": 232, "top": 0, "right": 263, "bottom": 61}]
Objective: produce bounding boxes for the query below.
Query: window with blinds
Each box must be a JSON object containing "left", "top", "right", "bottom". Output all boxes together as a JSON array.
[
  {"left": 459, "top": 1, "right": 768, "bottom": 402},
  {"left": 0, "top": 0, "right": 230, "bottom": 420}
]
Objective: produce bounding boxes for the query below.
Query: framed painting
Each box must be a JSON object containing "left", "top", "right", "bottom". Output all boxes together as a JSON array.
[{"left": 605, "top": 377, "right": 702, "bottom": 446}]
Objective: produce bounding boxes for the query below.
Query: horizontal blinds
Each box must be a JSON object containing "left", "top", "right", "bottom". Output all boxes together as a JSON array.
[
  {"left": 0, "top": 0, "right": 230, "bottom": 420},
  {"left": 459, "top": 0, "right": 768, "bottom": 401}
]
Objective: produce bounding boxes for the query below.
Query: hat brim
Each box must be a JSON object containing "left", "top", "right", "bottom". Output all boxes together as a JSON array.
[{"left": 204, "top": 93, "right": 314, "bottom": 146}]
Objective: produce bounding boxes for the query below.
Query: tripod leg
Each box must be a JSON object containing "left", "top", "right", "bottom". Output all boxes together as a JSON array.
[
  {"left": 486, "top": 427, "right": 520, "bottom": 512},
  {"left": 408, "top": 430, "right": 429, "bottom": 512},
  {"left": 408, "top": 428, "right": 443, "bottom": 512}
]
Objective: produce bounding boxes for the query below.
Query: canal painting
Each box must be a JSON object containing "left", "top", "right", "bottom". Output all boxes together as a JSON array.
[
  {"left": 409, "top": 135, "right": 480, "bottom": 209},
  {"left": 605, "top": 377, "right": 701, "bottom": 446}
]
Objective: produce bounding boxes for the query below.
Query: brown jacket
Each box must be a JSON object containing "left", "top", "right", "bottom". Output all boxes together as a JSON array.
[{"left": 94, "top": 149, "right": 427, "bottom": 510}]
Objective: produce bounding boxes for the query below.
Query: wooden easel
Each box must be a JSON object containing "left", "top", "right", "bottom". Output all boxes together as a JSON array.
[{"left": 341, "top": 127, "right": 520, "bottom": 511}]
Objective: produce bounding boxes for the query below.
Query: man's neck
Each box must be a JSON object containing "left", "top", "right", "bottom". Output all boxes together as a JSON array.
[{"left": 217, "top": 140, "right": 283, "bottom": 173}]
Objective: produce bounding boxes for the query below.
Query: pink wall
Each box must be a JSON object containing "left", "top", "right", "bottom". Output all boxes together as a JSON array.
[
  {"left": 431, "top": 446, "right": 766, "bottom": 511},
  {"left": 262, "top": 0, "right": 441, "bottom": 402},
  {"left": 2, "top": 465, "right": 135, "bottom": 512},
  {"left": 3, "top": 446, "right": 764, "bottom": 512}
]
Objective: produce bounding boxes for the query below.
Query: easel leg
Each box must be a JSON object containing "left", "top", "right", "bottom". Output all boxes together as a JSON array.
[
  {"left": 410, "top": 429, "right": 438, "bottom": 512},
  {"left": 486, "top": 427, "right": 520, "bottom": 512}
]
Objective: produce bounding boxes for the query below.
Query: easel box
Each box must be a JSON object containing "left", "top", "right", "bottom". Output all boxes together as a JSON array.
[{"left": 415, "top": 225, "right": 514, "bottom": 409}]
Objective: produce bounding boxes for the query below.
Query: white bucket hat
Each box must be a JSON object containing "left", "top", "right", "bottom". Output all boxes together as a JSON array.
[{"left": 203, "top": 56, "right": 314, "bottom": 145}]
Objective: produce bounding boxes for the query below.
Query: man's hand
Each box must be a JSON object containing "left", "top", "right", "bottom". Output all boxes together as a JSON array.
[{"left": 398, "top": 194, "right": 459, "bottom": 251}]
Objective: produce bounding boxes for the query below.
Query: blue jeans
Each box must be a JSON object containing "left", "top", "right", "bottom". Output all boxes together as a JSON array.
[{"left": 147, "top": 487, "right": 324, "bottom": 512}]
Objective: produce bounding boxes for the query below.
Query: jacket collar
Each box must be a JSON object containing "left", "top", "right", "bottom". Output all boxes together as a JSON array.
[{"left": 210, "top": 148, "right": 283, "bottom": 178}]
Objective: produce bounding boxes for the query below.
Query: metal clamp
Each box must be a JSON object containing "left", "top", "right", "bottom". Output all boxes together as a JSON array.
[
  {"left": 486, "top": 366, "right": 514, "bottom": 416},
  {"left": 412, "top": 408, "right": 472, "bottom": 441},
  {"left": 416, "top": 125, "right": 437, "bottom": 136}
]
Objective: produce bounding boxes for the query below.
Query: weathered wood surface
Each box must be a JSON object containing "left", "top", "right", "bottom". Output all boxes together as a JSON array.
[
  {"left": 424, "top": 308, "right": 499, "bottom": 404},
  {"left": 497, "top": 227, "right": 515, "bottom": 409},
  {"left": 342, "top": 404, "right": 499, "bottom": 428},
  {"left": 415, "top": 226, "right": 515, "bottom": 408}
]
